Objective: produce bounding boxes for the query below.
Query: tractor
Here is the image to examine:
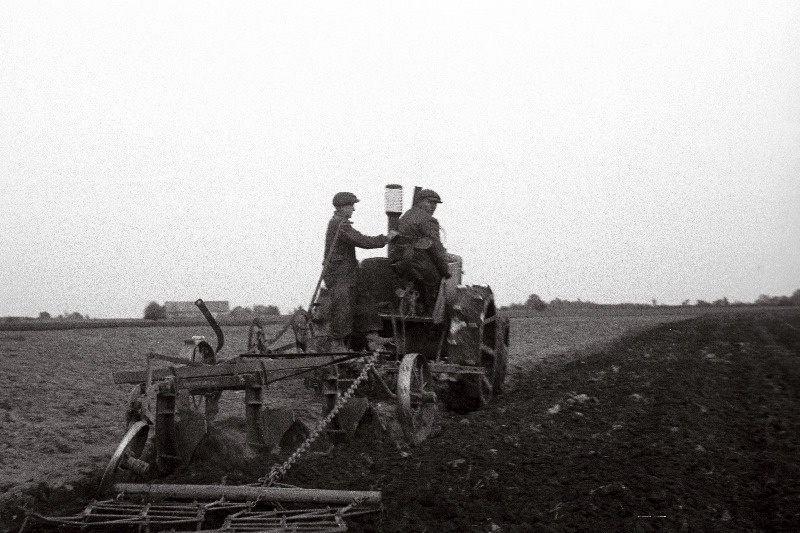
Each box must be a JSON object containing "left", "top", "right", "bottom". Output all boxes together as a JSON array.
[{"left": 75, "top": 185, "right": 509, "bottom": 531}]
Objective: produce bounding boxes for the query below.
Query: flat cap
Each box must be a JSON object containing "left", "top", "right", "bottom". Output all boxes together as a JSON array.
[
  {"left": 332, "top": 191, "right": 360, "bottom": 207},
  {"left": 416, "top": 189, "right": 442, "bottom": 203}
]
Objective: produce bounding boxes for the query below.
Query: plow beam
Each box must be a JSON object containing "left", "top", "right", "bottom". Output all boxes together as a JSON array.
[
  {"left": 113, "top": 483, "right": 381, "bottom": 505},
  {"left": 113, "top": 354, "right": 350, "bottom": 385}
]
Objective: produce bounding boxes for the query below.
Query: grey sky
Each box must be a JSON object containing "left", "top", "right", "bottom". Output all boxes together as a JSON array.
[{"left": 2, "top": 1, "right": 799, "bottom": 318}]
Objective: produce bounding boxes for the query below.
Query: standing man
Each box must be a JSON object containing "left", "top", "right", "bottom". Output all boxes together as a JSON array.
[
  {"left": 390, "top": 189, "right": 451, "bottom": 312},
  {"left": 323, "top": 191, "right": 390, "bottom": 352}
]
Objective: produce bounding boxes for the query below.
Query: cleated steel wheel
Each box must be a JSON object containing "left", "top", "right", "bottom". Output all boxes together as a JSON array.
[
  {"left": 99, "top": 420, "right": 152, "bottom": 494},
  {"left": 396, "top": 353, "right": 437, "bottom": 446},
  {"left": 446, "top": 285, "right": 505, "bottom": 411},
  {"left": 492, "top": 316, "right": 510, "bottom": 395}
]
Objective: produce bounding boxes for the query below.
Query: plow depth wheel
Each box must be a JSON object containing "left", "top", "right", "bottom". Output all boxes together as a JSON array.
[
  {"left": 396, "top": 353, "right": 437, "bottom": 446},
  {"left": 99, "top": 421, "right": 151, "bottom": 494}
]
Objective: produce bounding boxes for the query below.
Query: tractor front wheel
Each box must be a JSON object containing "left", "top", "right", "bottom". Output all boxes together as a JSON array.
[{"left": 396, "top": 353, "right": 438, "bottom": 446}]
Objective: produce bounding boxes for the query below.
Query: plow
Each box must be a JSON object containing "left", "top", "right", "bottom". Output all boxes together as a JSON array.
[{"left": 22, "top": 185, "right": 509, "bottom": 532}]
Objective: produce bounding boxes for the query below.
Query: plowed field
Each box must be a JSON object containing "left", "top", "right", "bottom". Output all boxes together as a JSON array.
[{"left": 1, "top": 308, "right": 798, "bottom": 532}]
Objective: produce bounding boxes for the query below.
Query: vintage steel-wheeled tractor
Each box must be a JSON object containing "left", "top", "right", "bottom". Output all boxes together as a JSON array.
[
  {"left": 24, "top": 188, "right": 510, "bottom": 531},
  {"left": 99, "top": 185, "right": 508, "bottom": 496},
  {"left": 286, "top": 183, "right": 510, "bottom": 438}
]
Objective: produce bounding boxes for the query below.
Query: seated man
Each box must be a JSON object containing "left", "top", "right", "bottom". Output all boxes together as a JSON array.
[{"left": 389, "top": 189, "right": 451, "bottom": 313}]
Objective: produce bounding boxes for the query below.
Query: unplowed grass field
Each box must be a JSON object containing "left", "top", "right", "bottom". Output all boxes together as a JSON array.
[{"left": 1, "top": 306, "right": 798, "bottom": 532}]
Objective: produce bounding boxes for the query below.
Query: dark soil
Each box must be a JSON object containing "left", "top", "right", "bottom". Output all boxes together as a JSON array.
[
  {"left": 4, "top": 310, "right": 799, "bottom": 532},
  {"left": 282, "top": 310, "right": 800, "bottom": 532}
]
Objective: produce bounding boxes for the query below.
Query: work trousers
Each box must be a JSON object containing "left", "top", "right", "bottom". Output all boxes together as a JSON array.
[
  {"left": 390, "top": 251, "right": 442, "bottom": 312},
  {"left": 328, "top": 278, "right": 382, "bottom": 341}
]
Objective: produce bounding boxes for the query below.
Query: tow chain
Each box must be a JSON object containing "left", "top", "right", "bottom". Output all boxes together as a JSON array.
[{"left": 260, "top": 352, "right": 379, "bottom": 486}]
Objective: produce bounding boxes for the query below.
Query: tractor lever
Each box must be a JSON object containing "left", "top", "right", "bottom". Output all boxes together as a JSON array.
[{"left": 195, "top": 298, "right": 225, "bottom": 355}]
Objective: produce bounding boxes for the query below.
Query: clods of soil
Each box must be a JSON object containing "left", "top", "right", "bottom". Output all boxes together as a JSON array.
[
  {"left": 284, "top": 310, "right": 800, "bottom": 532},
  {"left": 3, "top": 310, "right": 799, "bottom": 532}
]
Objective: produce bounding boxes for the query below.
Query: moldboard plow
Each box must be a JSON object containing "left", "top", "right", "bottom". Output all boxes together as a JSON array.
[{"left": 22, "top": 185, "right": 509, "bottom": 532}]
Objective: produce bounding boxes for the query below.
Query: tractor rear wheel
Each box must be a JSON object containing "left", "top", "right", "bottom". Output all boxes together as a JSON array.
[
  {"left": 445, "top": 285, "right": 503, "bottom": 412},
  {"left": 492, "top": 316, "right": 510, "bottom": 395}
]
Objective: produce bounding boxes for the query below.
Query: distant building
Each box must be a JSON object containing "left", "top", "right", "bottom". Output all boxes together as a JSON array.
[{"left": 164, "top": 301, "right": 230, "bottom": 319}]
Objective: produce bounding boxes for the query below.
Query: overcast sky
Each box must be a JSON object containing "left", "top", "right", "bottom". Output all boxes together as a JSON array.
[{"left": 2, "top": 1, "right": 798, "bottom": 318}]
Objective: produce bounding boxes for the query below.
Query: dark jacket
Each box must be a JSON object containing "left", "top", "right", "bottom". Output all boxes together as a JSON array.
[
  {"left": 323, "top": 214, "right": 387, "bottom": 286},
  {"left": 391, "top": 205, "right": 450, "bottom": 283}
]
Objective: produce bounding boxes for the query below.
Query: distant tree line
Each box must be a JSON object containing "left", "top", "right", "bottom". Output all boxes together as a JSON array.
[
  {"left": 754, "top": 291, "right": 800, "bottom": 306},
  {"left": 500, "top": 294, "right": 654, "bottom": 312},
  {"left": 688, "top": 290, "right": 800, "bottom": 307},
  {"left": 36, "top": 311, "right": 88, "bottom": 320},
  {"left": 143, "top": 302, "right": 167, "bottom": 320},
  {"left": 142, "top": 301, "right": 281, "bottom": 320},
  {"left": 28, "top": 289, "right": 800, "bottom": 320},
  {"left": 228, "top": 305, "right": 281, "bottom": 319},
  {"left": 25, "top": 302, "right": 282, "bottom": 321},
  {"left": 501, "top": 289, "right": 800, "bottom": 312}
]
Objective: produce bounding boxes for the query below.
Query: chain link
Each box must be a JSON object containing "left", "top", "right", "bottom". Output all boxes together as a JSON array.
[{"left": 260, "top": 352, "right": 379, "bottom": 486}]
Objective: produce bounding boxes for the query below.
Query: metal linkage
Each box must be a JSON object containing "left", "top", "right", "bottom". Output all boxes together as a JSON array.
[{"left": 260, "top": 353, "right": 379, "bottom": 486}]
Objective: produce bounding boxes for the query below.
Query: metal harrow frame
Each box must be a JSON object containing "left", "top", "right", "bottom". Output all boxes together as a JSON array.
[{"left": 19, "top": 499, "right": 249, "bottom": 532}]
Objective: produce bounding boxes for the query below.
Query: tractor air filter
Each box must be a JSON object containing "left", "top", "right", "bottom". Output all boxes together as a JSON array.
[{"left": 384, "top": 184, "right": 403, "bottom": 215}]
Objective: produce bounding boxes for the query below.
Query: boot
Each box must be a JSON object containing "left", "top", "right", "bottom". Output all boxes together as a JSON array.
[{"left": 365, "top": 331, "right": 393, "bottom": 352}]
